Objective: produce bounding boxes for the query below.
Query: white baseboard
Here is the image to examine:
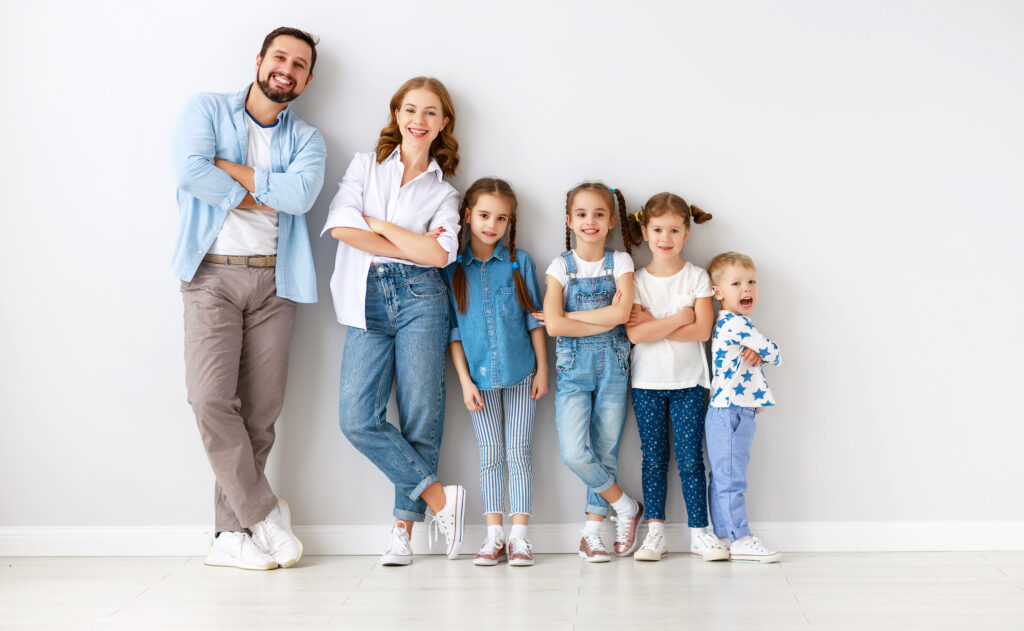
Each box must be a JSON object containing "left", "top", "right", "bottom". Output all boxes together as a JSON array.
[{"left": 2, "top": 521, "right": 1023, "bottom": 556}]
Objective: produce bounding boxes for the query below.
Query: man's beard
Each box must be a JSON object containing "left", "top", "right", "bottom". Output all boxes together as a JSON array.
[{"left": 257, "top": 73, "right": 298, "bottom": 104}]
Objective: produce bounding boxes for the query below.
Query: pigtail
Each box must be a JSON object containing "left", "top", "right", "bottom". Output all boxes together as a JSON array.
[
  {"left": 612, "top": 188, "right": 633, "bottom": 254},
  {"left": 564, "top": 189, "right": 574, "bottom": 251},
  {"left": 689, "top": 204, "right": 713, "bottom": 224},
  {"left": 451, "top": 196, "right": 471, "bottom": 313},
  {"left": 505, "top": 213, "right": 537, "bottom": 312},
  {"left": 622, "top": 204, "right": 645, "bottom": 248}
]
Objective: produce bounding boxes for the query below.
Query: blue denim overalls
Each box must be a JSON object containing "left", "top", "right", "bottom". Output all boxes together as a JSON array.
[{"left": 553, "top": 249, "right": 631, "bottom": 516}]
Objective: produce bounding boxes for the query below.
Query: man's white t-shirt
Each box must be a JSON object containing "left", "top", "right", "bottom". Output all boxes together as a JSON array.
[
  {"left": 630, "top": 262, "right": 714, "bottom": 390},
  {"left": 545, "top": 250, "right": 634, "bottom": 299},
  {"left": 208, "top": 114, "right": 278, "bottom": 255}
]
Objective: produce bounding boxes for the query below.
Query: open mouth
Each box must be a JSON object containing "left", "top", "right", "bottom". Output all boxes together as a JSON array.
[
  {"left": 270, "top": 73, "right": 295, "bottom": 89},
  {"left": 739, "top": 297, "right": 753, "bottom": 308},
  {"left": 407, "top": 127, "right": 429, "bottom": 138}
]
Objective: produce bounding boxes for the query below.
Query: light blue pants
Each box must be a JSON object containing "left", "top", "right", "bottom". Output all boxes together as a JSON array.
[
  {"left": 705, "top": 406, "right": 756, "bottom": 541},
  {"left": 554, "top": 335, "right": 630, "bottom": 516}
]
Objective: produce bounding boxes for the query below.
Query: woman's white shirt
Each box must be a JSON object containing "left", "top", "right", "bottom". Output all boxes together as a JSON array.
[
  {"left": 321, "top": 149, "right": 460, "bottom": 328},
  {"left": 630, "top": 262, "right": 714, "bottom": 390}
]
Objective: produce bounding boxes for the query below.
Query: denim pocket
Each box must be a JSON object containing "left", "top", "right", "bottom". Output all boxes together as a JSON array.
[
  {"left": 555, "top": 349, "right": 576, "bottom": 375},
  {"left": 614, "top": 343, "right": 631, "bottom": 375},
  {"left": 407, "top": 270, "right": 444, "bottom": 298},
  {"left": 498, "top": 287, "right": 521, "bottom": 321}
]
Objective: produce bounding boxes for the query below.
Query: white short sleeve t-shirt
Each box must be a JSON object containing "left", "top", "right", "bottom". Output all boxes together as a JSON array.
[
  {"left": 630, "top": 261, "right": 714, "bottom": 390},
  {"left": 208, "top": 114, "right": 279, "bottom": 255},
  {"left": 545, "top": 250, "right": 634, "bottom": 299}
]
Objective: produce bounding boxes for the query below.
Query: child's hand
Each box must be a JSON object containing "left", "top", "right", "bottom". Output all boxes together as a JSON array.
[
  {"left": 740, "top": 346, "right": 763, "bottom": 367},
  {"left": 462, "top": 384, "right": 484, "bottom": 412},
  {"left": 677, "top": 307, "right": 696, "bottom": 326},
  {"left": 611, "top": 290, "right": 623, "bottom": 305},
  {"left": 530, "top": 370, "right": 549, "bottom": 400},
  {"left": 531, "top": 311, "right": 546, "bottom": 326},
  {"left": 424, "top": 226, "right": 446, "bottom": 239},
  {"left": 627, "top": 307, "right": 653, "bottom": 327}
]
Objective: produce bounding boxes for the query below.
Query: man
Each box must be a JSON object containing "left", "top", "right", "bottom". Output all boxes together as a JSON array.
[{"left": 172, "top": 27, "right": 326, "bottom": 570}]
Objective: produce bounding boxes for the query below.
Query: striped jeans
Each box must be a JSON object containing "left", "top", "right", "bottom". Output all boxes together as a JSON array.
[{"left": 469, "top": 373, "right": 536, "bottom": 516}]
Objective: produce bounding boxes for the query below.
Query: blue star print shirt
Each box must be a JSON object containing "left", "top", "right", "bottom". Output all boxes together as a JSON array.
[{"left": 709, "top": 311, "right": 781, "bottom": 408}]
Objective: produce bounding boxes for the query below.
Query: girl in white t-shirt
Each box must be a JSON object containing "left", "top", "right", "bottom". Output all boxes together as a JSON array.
[
  {"left": 622, "top": 193, "right": 731, "bottom": 562},
  {"left": 540, "top": 182, "right": 644, "bottom": 562}
]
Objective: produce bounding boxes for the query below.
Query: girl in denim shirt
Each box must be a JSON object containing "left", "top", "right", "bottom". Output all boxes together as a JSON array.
[
  {"left": 446, "top": 178, "right": 549, "bottom": 567},
  {"left": 541, "top": 182, "right": 644, "bottom": 562}
]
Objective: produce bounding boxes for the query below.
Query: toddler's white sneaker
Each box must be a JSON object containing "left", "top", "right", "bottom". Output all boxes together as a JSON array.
[
  {"left": 633, "top": 529, "right": 668, "bottom": 562},
  {"left": 689, "top": 529, "right": 731, "bottom": 561},
  {"left": 729, "top": 535, "right": 782, "bottom": 563}
]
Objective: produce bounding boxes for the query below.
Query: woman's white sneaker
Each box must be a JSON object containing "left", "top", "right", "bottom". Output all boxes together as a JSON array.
[
  {"left": 205, "top": 531, "right": 277, "bottom": 570},
  {"left": 429, "top": 484, "right": 466, "bottom": 559},
  {"left": 634, "top": 530, "right": 668, "bottom": 562},
  {"left": 381, "top": 523, "right": 413, "bottom": 566},
  {"left": 729, "top": 535, "right": 782, "bottom": 563},
  {"left": 690, "top": 529, "right": 731, "bottom": 561}
]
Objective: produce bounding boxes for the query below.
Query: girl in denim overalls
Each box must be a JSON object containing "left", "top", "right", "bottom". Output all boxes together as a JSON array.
[
  {"left": 541, "top": 182, "right": 644, "bottom": 562},
  {"left": 445, "top": 178, "right": 549, "bottom": 567}
]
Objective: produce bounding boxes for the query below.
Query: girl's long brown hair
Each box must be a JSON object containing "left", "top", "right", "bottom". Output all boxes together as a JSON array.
[
  {"left": 564, "top": 182, "right": 634, "bottom": 254},
  {"left": 375, "top": 77, "right": 460, "bottom": 177},
  {"left": 452, "top": 178, "right": 536, "bottom": 314},
  {"left": 622, "top": 192, "right": 712, "bottom": 246}
]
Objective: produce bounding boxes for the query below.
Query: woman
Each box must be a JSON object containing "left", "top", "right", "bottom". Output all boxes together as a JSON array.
[{"left": 322, "top": 77, "right": 465, "bottom": 565}]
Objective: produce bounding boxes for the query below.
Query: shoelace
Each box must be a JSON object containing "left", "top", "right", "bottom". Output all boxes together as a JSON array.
[
  {"left": 253, "top": 520, "right": 284, "bottom": 551},
  {"left": 477, "top": 537, "right": 502, "bottom": 555},
  {"left": 384, "top": 527, "right": 410, "bottom": 554},
  {"left": 610, "top": 514, "right": 634, "bottom": 543},
  {"left": 581, "top": 533, "right": 606, "bottom": 552},
  {"left": 642, "top": 531, "right": 664, "bottom": 550},
  {"left": 509, "top": 538, "right": 532, "bottom": 556},
  {"left": 428, "top": 511, "right": 450, "bottom": 550}
]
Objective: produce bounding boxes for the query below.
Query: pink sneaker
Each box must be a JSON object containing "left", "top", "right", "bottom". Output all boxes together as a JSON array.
[
  {"left": 508, "top": 538, "right": 534, "bottom": 567},
  {"left": 579, "top": 533, "right": 611, "bottom": 563},
  {"left": 473, "top": 536, "right": 507, "bottom": 566},
  {"left": 612, "top": 502, "right": 644, "bottom": 556}
]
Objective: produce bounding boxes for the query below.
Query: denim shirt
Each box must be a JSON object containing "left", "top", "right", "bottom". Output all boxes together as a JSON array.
[
  {"left": 172, "top": 85, "right": 327, "bottom": 303},
  {"left": 444, "top": 243, "right": 544, "bottom": 390}
]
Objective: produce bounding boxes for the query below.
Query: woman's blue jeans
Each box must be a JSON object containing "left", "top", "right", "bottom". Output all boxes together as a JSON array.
[{"left": 338, "top": 264, "right": 449, "bottom": 522}]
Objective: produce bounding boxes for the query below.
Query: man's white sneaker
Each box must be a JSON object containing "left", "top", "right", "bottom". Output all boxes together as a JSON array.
[
  {"left": 428, "top": 484, "right": 466, "bottom": 559},
  {"left": 381, "top": 523, "right": 413, "bottom": 566},
  {"left": 730, "top": 535, "right": 782, "bottom": 563},
  {"left": 634, "top": 529, "right": 668, "bottom": 562},
  {"left": 690, "top": 529, "right": 731, "bottom": 561},
  {"left": 250, "top": 498, "right": 303, "bottom": 568},
  {"left": 205, "top": 531, "right": 277, "bottom": 570}
]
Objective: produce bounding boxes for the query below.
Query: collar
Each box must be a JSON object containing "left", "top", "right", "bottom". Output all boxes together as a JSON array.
[
  {"left": 385, "top": 146, "right": 443, "bottom": 181},
  {"left": 461, "top": 241, "right": 508, "bottom": 266},
  {"left": 234, "top": 84, "right": 290, "bottom": 125}
]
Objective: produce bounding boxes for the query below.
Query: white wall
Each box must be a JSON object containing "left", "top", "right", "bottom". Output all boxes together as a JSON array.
[{"left": 1, "top": 0, "right": 1022, "bottom": 551}]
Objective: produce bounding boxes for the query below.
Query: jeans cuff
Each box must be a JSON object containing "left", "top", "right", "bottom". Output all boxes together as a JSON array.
[
  {"left": 730, "top": 526, "right": 751, "bottom": 540},
  {"left": 586, "top": 503, "right": 610, "bottom": 516},
  {"left": 393, "top": 508, "right": 425, "bottom": 522},
  {"left": 408, "top": 474, "right": 439, "bottom": 503},
  {"left": 591, "top": 475, "right": 615, "bottom": 495}
]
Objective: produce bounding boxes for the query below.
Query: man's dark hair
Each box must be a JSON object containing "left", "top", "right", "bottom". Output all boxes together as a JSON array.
[{"left": 259, "top": 27, "right": 319, "bottom": 72}]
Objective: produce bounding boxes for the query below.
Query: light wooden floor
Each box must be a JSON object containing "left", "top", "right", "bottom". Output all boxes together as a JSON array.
[{"left": 3, "top": 552, "right": 1024, "bottom": 630}]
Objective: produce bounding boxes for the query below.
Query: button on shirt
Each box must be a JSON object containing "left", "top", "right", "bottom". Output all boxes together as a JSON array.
[
  {"left": 709, "top": 311, "right": 782, "bottom": 408},
  {"left": 445, "top": 243, "right": 544, "bottom": 390},
  {"left": 171, "top": 85, "right": 327, "bottom": 303},
  {"left": 320, "top": 149, "right": 460, "bottom": 329}
]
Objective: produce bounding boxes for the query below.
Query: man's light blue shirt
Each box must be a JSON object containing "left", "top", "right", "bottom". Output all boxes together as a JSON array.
[
  {"left": 172, "top": 85, "right": 326, "bottom": 303},
  {"left": 444, "top": 243, "right": 544, "bottom": 390}
]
